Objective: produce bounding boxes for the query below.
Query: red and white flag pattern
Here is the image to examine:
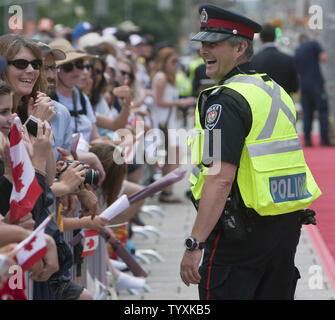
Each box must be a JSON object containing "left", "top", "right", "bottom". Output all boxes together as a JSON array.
[
  {"left": 9, "top": 117, "right": 43, "bottom": 223},
  {"left": 81, "top": 229, "right": 99, "bottom": 258},
  {"left": 14, "top": 215, "right": 52, "bottom": 271}
]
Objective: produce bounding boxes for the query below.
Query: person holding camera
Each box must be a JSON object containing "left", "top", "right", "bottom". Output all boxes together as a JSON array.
[
  {"left": 0, "top": 34, "right": 57, "bottom": 187},
  {"left": 0, "top": 74, "right": 59, "bottom": 296},
  {"left": 0, "top": 34, "right": 95, "bottom": 300},
  {"left": 32, "top": 41, "right": 104, "bottom": 220}
]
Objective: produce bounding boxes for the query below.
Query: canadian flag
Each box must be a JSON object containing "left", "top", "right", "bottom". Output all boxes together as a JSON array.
[
  {"left": 81, "top": 229, "right": 99, "bottom": 258},
  {"left": 9, "top": 117, "right": 43, "bottom": 223},
  {"left": 15, "top": 215, "right": 52, "bottom": 271}
]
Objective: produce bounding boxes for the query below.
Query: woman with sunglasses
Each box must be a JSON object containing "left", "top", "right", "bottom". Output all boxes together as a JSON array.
[
  {"left": 77, "top": 57, "right": 93, "bottom": 97},
  {"left": 116, "top": 57, "right": 150, "bottom": 112},
  {"left": 0, "top": 34, "right": 56, "bottom": 187},
  {"left": 76, "top": 52, "right": 144, "bottom": 185},
  {"left": 0, "top": 35, "right": 56, "bottom": 126},
  {"left": 83, "top": 55, "right": 132, "bottom": 141},
  {"left": 76, "top": 55, "right": 131, "bottom": 141},
  {"left": 0, "top": 35, "right": 82, "bottom": 300}
]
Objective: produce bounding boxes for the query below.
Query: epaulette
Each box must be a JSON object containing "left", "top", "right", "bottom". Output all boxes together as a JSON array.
[{"left": 208, "top": 86, "right": 224, "bottom": 97}]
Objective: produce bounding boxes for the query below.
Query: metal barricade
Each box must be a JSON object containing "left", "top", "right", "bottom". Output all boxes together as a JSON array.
[{"left": 25, "top": 194, "right": 110, "bottom": 300}]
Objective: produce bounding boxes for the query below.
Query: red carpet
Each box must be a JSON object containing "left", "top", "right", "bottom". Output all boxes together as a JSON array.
[{"left": 301, "top": 135, "right": 335, "bottom": 280}]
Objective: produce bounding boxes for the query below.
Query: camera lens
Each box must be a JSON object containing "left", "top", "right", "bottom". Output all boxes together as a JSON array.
[{"left": 84, "top": 168, "right": 99, "bottom": 186}]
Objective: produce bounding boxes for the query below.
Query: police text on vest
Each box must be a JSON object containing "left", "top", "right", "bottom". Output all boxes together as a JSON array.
[{"left": 269, "top": 173, "right": 312, "bottom": 203}]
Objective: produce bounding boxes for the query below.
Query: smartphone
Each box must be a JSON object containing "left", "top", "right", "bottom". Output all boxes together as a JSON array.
[{"left": 24, "top": 115, "right": 38, "bottom": 137}]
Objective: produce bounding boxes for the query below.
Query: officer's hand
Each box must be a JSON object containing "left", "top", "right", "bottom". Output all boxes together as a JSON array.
[{"left": 180, "top": 249, "right": 202, "bottom": 286}]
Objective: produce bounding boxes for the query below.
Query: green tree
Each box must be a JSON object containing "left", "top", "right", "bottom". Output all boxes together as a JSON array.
[{"left": 37, "top": 0, "right": 184, "bottom": 47}]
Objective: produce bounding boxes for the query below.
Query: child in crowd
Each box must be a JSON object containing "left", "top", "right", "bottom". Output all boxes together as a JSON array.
[{"left": 0, "top": 80, "right": 13, "bottom": 138}]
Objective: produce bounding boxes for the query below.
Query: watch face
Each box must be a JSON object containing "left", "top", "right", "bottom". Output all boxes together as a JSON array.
[
  {"left": 185, "top": 238, "right": 193, "bottom": 248},
  {"left": 185, "top": 237, "right": 196, "bottom": 250}
]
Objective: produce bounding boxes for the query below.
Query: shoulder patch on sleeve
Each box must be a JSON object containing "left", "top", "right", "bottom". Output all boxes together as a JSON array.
[{"left": 205, "top": 104, "right": 222, "bottom": 130}]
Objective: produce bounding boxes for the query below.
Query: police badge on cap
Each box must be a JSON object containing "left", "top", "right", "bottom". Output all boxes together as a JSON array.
[
  {"left": 192, "top": 3, "right": 262, "bottom": 43},
  {"left": 200, "top": 8, "right": 208, "bottom": 24}
]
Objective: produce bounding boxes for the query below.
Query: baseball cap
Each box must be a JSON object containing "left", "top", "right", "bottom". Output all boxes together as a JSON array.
[
  {"left": 34, "top": 41, "right": 66, "bottom": 60},
  {"left": 72, "top": 22, "right": 93, "bottom": 41}
]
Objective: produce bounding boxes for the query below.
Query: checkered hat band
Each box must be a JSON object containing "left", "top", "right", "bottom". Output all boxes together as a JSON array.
[{"left": 191, "top": 32, "right": 232, "bottom": 42}]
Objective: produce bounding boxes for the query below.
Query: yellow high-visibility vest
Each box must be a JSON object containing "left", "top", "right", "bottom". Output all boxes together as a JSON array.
[
  {"left": 189, "top": 73, "right": 321, "bottom": 216},
  {"left": 176, "top": 71, "right": 193, "bottom": 97}
]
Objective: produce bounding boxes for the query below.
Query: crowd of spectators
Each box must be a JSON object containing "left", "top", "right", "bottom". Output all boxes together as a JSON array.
[{"left": 0, "top": 18, "right": 196, "bottom": 300}]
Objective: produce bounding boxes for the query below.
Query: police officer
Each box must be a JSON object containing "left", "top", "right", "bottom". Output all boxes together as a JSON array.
[{"left": 180, "top": 4, "right": 321, "bottom": 300}]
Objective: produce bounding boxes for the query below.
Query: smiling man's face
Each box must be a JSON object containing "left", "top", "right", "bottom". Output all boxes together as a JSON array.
[{"left": 200, "top": 39, "right": 239, "bottom": 82}]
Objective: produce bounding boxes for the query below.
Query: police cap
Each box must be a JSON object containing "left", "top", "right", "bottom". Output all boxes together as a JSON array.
[{"left": 192, "top": 3, "right": 262, "bottom": 43}]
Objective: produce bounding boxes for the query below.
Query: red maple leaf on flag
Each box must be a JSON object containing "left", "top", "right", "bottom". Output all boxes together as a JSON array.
[
  {"left": 24, "top": 236, "right": 37, "bottom": 251},
  {"left": 87, "top": 238, "right": 95, "bottom": 249},
  {"left": 11, "top": 160, "right": 24, "bottom": 193}
]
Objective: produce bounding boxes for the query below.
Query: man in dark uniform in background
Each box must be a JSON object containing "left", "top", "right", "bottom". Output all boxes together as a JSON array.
[
  {"left": 252, "top": 23, "right": 299, "bottom": 95},
  {"left": 180, "top": 3, "right": 320, "bottom": 300},
  {"left": 294, "top": 34, "right": 331, "bottom": 147}
]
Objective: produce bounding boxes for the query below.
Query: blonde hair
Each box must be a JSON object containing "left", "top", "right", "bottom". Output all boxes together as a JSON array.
[
  {"left": 117, "top": 57, "right": 139, "bottom": 98},
  {"left": 154, "top": 47, "right": 177, "bottom": 85}
]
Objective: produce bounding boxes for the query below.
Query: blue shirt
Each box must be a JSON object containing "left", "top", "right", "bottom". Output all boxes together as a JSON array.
[
  {"left": 294, "top": 40, "right": 324, "bottom": 90},
  {"left": 56, "top": 87, "right": 96, "bottom": 143},
  {"left": 51, "top": 100, "right": 72, "bottom": 160}
]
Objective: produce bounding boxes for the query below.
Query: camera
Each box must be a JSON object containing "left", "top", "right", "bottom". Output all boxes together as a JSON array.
[
  {"left": 24, "top": 115, "right": 46, "bottom": 137},
  {"left": 24, "top": 115, "right": 38, "bottom": 136},
  {"left": 56, "top": 160, "right": 99, "bottom": 186}
]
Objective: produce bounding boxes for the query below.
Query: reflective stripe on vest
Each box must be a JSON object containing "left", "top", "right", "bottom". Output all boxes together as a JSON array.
[
  {"left": 247, "top": 138, "right": 302, "bottom": 157},
  {"left": 192, "top": 165, "right": 200, "bottom": 178},
  {"left": 224, "top": 75, "right": 297, "bottom": 140}
]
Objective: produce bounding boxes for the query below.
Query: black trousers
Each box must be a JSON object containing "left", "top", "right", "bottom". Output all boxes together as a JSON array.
[
  {"left": 198, "top": 211, "right": 301, "bottom": 300},
  {"left": 301, "top": 87, "right": 329, "bottom": 143}
]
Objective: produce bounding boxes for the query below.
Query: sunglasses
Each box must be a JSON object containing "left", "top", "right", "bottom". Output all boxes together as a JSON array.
[
  {"left": 120, "top": 70, "right": 133, "bottom": 78},
  {"left": 8, "top": 59, "right": 42, "bottom": 70},
  {"left": 44, "top": 65, "right": 59, "bottom": 72},
  {"left": 83, "top": 64, "right": 92, "bottom": 70},
  {"left": 61, "top": 59, "right": 84, "bottom": 73},
  {"left": 94, "top": 68, "right": 104, "bottom": 75}
]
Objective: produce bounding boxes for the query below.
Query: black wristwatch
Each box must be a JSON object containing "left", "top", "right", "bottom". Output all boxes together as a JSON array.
[{"left": 185, "top": 236, "right": 205, "bottom": 251}]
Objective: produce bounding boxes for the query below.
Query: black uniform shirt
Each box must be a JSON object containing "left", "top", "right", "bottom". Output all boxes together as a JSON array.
[{"left": 199, "top": 62, "right": 254, "bottom": 166}]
